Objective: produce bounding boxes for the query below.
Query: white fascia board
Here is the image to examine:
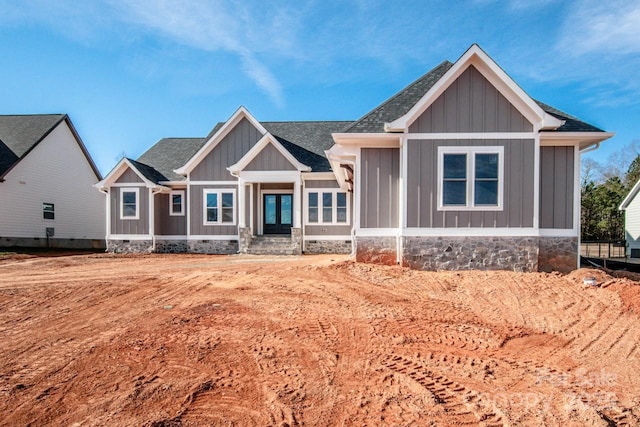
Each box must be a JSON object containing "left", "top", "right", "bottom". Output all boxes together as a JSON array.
[
  {"left": 237, "top": 170, "right": 302, "bottom": 183},
  {"left": 301, "top": 172, "right": 337, "bottom": 180},
  {"left": 539, "top": 132, "right": 614, "bottom": 149},
  {"left": 174, "top": 106, "right": 268, "bottom": 176},
  {"left": 620, "top": 178, "right": 640, "bottom": 210},
  {"left": 332, "top": 133, "right": 401, "bottom": 147},
  {"left": 386, "top": 44, "right": 560, "bottom": 132},
  {"left": 227, "top": 133, "right": 310, "bottom": 173},
  {"left": 95, "top": 158, "right": 157, "bottom": 189}
]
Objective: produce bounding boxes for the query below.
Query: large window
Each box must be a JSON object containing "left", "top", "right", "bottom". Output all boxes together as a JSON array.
[
  {"left": 169, "top": 190, "right": 185, "bottom": 216},
  {"left": 120, "top": 188, "right": 139, "bottom": 219},
  {"left": 438, "top": 146, "right": 503, "bottom": 210},
  {"left": 305, "top": 190, "right": 349, "bottom": 225},
  {"left": 203, "top": 189, "right": 235, "bottom": 225},
  {"left": 42, "top": 203, "right": 55, "bottom": 220}
]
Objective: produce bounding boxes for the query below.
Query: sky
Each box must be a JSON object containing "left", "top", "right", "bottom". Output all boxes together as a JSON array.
[{"left": 1, "top": 0, "right": 639, "bottom": 176}]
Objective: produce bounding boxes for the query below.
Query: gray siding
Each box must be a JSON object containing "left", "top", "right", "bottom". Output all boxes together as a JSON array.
[
  {"left": 191, "top": 118, "right": 262, "bottom": 181},
  {"left": 360, "top": 148, "right": 399, "bottom": 228},
  {"left": 244, "top": 143, "right": 296, "bottom": 171},
  {"left": 110, "top": 186, "right": 149, "bottom": 234},
  {"left": 406, "top": 139, "right": 535, "bottom": 228},
  {"left": 409, "top": 66, "right": 533, "bottom": 133},
  {"left": 305, "top": 179, "right": 340, "bottom": 189},
  {"left": 115, "top": 168, "right": 143, "bottom": 183},
  {"left": 155, "top": 193, "right": 186, "bottom": 236},
  {"left": 540, "top": 146, "right": 574, "bottom": 229},
  {"left": 189, "top": 185, "right": 238, "bottom": 236}
]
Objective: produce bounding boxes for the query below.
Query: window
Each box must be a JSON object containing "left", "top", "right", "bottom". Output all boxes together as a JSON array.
[
  {"left": 305, "top": 190, "right": 350, "bottom": 225},
  {"left": 438, "top": 146, "right": 503, "bottom": 210},
  {"left": 169, "top": 190, "right": 185, "bottom": 216},
  {"left": 120, "top": 188, "right": 139, "bottom": 219},
  {"left": 43, "top": 203, "right": 55, "bottom": 220},
  {"left": 203, "top": 189, "right": 235, "bottom": 225}
]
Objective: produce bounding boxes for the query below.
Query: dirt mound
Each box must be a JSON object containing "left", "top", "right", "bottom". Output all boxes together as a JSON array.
[{"left": 1, "top": 255, "right": 639, "bottom": 425}]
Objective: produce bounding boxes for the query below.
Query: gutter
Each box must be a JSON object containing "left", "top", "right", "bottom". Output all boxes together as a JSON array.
[{"left": 579, "top": 142, "right": 600, "bottom": 154}]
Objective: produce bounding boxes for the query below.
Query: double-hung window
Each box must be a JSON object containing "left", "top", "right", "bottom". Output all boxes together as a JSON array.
[
  {"left": 120, "top": 188, "right": 139, "bottom": 219},
  {"left": 438, "top": 146, "right": 503, "bottom": 210},
  {"left": 43, "top": 203, "right": 55, "bottom": 220},
  {"left": 169, "top": 190, "right": 185, "bottom": 216},
  {"left": 203, "top": 189, "right": 235, "bottom": 225},
  {"left": 306, "top": 190, "right": 349, "bottom": 225}
]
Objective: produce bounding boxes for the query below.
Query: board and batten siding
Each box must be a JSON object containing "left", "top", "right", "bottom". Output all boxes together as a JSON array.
[
  {"left": 0, "top": 121, "right": 105, "bottom": 240},
  {"left": 115, "top": 168, "right": 143, "bottom": 183},
  {"left": 244, "top": 143, "right": 296, "bottom": 171},
  {"left": 539, "top": 146, "right": 574, "bottom": 229},
  {"left": 406, "top": 139, "right": 535, "bottom": 228},
  {"left": 191, "top": 118, "right": 262, "bottom": 181},
  {"left": 110, "top": 186, "right": 149, "bottom": 235},
  {"left": 360, "top": 148, "right": 400, "bottom": 228},
  {"left": 409, "top": 65, "right": 533, "bottom": 133},
  {"left": 625, "top": 193, "right": 640, "bottom": 254},
  {"left": 154, "top": 193, "right": 186, "bottom": 236},
  {"left": 189, "top": 184, "right": 238, "bottom": 236}
]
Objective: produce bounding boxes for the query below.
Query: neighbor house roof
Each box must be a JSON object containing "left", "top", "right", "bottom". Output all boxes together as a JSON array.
[{"left": 0, "top": 114, "right": 101, "bottom": 180}]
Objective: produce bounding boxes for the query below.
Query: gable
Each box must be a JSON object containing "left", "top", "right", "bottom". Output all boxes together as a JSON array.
[
  {"left": 115, "top": 167, "right": 144, "bottom": 183},
  {"left": 244, "top": 142, "right": 297, "bottom": 171},
  {"left": 409, "top": 66, "right": 533, "bottom": 133},
  {"left": 191, "top": 117, "right": 263, "bottom": 181}
]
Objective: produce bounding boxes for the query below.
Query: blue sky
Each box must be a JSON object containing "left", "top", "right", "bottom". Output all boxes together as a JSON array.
[{"left": 1, "top": 0, "right": 639, "bottom": 176}]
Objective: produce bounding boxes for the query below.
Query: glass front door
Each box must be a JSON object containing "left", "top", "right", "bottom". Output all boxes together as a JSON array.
[{"left": 263, "top": 194, "right": 292, "bottom": 235}]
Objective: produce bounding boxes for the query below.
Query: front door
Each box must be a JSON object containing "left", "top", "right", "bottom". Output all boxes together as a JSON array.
[{"left": 263, "top": 194, "right": 292, "bottom": 235}]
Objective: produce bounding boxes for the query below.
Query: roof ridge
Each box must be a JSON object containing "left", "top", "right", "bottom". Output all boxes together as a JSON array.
[{"left": 342, "top": 60, "right": 454, "bottom": 133}]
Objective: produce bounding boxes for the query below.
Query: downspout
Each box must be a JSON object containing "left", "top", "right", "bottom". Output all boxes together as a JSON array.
[
  {"left": 98, "top": 187, "right": 109, "bottom": 252},
  {"left": 340, "top": 159, "right": 358, "bottom": 258},
  {"left": 579, "top": 142, "right": 600, "bottom": 154}
]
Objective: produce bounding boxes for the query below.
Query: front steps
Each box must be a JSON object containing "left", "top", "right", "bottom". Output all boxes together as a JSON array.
[{"left": 246, "top": 235, "right": 300, "bottom": 255}]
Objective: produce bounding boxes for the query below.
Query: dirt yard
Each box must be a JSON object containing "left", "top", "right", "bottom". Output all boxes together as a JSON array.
[{"left": 1, "top": 254, "right": 639, "bottom": 426}]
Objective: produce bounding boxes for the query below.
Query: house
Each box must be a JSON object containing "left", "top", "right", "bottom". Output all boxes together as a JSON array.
[
  {"left": 96, "top": 45, "right": 612, "bottom": 272},
  {"left": 0, "top": 114, "right": 105, "bottom": 249},
  {"left": 619, "top": 179, "right": 640, "bottom": 257}
]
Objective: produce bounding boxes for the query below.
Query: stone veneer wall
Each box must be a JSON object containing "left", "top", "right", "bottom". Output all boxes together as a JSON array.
[
  {"left": 538, "top": 237, "right": 578, "bottom": 273},
  {"left": 305, "top": 240, "right": 352, "bottom": 254},
  {"left": 107, "top": 239, "right": 153, "bottom": 253},
  {"left": 187, "top": 240, "right": 239, "bottom": 254},
  {"left": 402, "top": 236, "right": 539, "bottom": 272},
  {"left": 355, "top": 236, "right": 397, "bottom": 265},
  {"left": 155, "top": 240, "right": 188, "bottom": 254}
]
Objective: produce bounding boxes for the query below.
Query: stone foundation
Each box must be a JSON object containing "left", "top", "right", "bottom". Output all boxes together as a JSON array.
[
  {"left": 155, "top": 240, "right": 188, "bottom": 254},
  {"left": 305, "top": 239, "right": 352, "bottom": 254},
  {"left": 187, "top": 239, "right": 238, "bottom": 254},
  {"left": 291, "top": 228, "right": 303, "bottom": 256},
  {"left": 538, "top": 237, "right": 578, "bottom": 273},
  {"left": 356, "top": 236, "right": 397, "bottom": 265},
  {"left": 238, "top": 228, "right": 252, "bottom": 254},
  {"left": 402, "top": 236, "right": 539, "bottom": 272},
  {"left": 107, "top": 239, "right": 153, "bottom": 253}
]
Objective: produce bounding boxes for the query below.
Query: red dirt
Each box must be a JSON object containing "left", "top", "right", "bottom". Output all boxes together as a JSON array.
[{"left": 1, "top": 254, "right": 639, "bottom": 426}]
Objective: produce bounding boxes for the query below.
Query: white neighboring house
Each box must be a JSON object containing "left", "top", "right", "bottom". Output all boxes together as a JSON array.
[
  {"left": 0, "top": 114, "right": 105, "bottom": 249},
  {"left": 620, "top": 178, "right": 640, "bottom": 258}
]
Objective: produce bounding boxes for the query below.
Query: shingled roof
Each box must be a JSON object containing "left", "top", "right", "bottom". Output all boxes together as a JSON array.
[
  {"left": 134, "top": 138, "right": 206, "bottom": 182},
  {"left": 535, "top": 100, "right": 605, "bottom": 132},
  {"left": 0, "top": 114, "right": 67, "bottom": 177}
]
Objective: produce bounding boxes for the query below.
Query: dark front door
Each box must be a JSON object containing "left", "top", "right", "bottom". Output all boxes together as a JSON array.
[{"left": 263, "top": 194, "right": 292, "bottom": 235}]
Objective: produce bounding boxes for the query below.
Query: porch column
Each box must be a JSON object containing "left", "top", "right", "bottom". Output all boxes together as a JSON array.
[
  {"left": 238, "top": 178, "right": 246, "bottom": 228},
  {"left": 293, "top": 177, "right": 302, "bottom": 228}
]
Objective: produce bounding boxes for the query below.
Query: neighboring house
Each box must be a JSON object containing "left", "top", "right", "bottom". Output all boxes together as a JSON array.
[
  {"left": 96, "top": 45, "right": 612, "bottom": 272},
  {"left": 0, "top": 114, "right": 105, "bottom": 249},
  {"left": 619, "top": 179, "right": 640, "bottom": 257}
]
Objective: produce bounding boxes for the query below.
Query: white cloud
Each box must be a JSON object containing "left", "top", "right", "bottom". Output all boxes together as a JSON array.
[{"left": 557, "top": 0, "right": 640, "bottom": 56}]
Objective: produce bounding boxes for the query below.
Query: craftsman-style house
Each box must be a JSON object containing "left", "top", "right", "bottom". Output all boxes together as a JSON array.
[{"left": 96, "top": 45, "right": 612, "bottom": 272}]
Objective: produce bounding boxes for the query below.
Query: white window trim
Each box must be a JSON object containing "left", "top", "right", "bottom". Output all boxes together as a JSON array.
[
  {"left": 304, "top": 189, "right": 351, "bottom": 225},
  {"left": 203, "top": 188, "right": 236, "bottom": 226},
  {"left": 437, "top": 146, "right": 504, "bottom": 211},
  {"left": 120, "top": 187, "right": 140, "bottom": 220},
  {"left": 169, "top": 190, "right": 185, "bottom": 216}
]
